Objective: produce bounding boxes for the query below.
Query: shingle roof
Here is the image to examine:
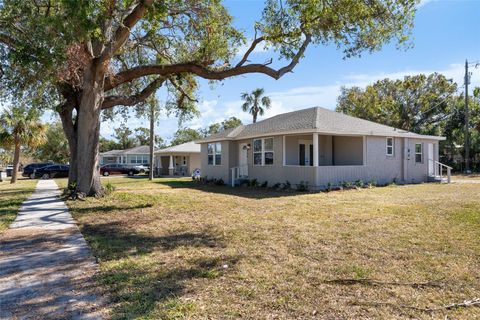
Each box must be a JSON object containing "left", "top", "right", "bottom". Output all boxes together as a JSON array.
[
  {"left": 155, "top": 141, "right": 200, "bottom": 154},
  {"left": 197, "top": 107, "right": 445, "bottom": 142},
  {"left": 100, "top": 145, "right": 152, "bottom": 156}
]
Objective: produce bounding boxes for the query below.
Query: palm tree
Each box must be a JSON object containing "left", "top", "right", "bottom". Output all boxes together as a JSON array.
[
  {"left": 0, "top": 105, "right": 46, "bottom": 183},
  {"left": 240, "top": 88, "right": 271, "bottom": 123}
]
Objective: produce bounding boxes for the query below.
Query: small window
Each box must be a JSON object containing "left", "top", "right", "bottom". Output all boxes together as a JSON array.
[
  {"left": 182, "top": 156, "right": 187, "bottom": 166},
  {"left": 253, "top": 137, "right": 274, "bottom": 165},
  {"left": 415, "top": 143, "right": 422, "bottom": 163},
  {"left": 207, "top": 143, "right": 222, "bottom": 165},
  {"left": 386, "top": 137, "right": 394, "bottom": 156}
]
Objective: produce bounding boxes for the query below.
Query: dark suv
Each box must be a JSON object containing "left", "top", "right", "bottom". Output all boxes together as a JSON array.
[
  {"left": 100, "top": 164, "right": 140, "bottom": 176},
  {"left": 22, "top": 162, "right": 54, "bottom": 179}
]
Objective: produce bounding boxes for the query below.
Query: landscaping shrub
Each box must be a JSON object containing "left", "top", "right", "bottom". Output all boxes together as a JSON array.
[
  {"left": 296, "top": 181, "right": 309, "bottom": 192},
  {"left": 104, "top": 181, "right": 116, "bottom": 195}
]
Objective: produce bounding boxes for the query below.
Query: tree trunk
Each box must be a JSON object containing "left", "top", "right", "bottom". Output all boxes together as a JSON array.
[
  {"left": 149, "top": 104, "right": 154, "bottom": 180},
  {"left": 253, "top": 113, "right": 257, "bottom": 123},
  {"left": 75, "top": 61, "right": 105, "bottom": 196},
  {"left": 59, "top": 104, "right": 78, "bottom": 187},
  {"left": 10, "top": 142, "right": 20, "bottom": 184}
]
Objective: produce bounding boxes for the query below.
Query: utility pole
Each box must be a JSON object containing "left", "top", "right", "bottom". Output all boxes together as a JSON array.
[
  {"left": 464, "top": 59, "right": 470, "bottom": 173},
  {"left": 149, "top": 103, "right": 155, "bottom": 180}
]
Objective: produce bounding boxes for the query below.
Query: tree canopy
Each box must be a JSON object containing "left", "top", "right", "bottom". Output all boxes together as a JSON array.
[
  {"left": 336, "top": 73, "right": 457, "bottom": 135},
  {"left": 336, "top": 74, "right": 480, "bottom": 170}
]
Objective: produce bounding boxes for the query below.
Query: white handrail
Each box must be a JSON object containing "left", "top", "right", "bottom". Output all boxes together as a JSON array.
[
  {"left": 230, "top": 165, "right": 248, "bottom": 187},
  {"left": 434, "top": 161, "right": 452, "bottom": 183}
]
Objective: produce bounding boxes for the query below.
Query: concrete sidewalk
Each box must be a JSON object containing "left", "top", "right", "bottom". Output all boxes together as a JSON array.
[{"left": 0, "top": 180, "right": 107, "bottom": 319}]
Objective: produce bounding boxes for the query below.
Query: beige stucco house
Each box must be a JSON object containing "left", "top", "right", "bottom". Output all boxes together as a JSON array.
[
  {"left": 197, "top": 107, "right": 450, "bottom": 189},
  {"left": 154, "top": 141, "right": 201, "bottom": 176}
]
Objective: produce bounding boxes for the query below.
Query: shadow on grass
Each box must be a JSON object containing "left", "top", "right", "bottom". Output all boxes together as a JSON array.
[
  {"left": 69, "top": 203, "right": 153, "bottom": 215},
  {"left": 80, "top": 221, "right": 240, "bottom": 318},
  {"left": 154, "top": 179, "right": 302, "bottom": 199}
]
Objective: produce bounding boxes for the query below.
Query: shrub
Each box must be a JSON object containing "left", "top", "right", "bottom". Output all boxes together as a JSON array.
[
  {"left": 367, "top": 180, "right": 377, "bottom": 188},
  {"left": 341, "top": 181, "right": 353, "bottom": 189},
  {"left": 271, "top": 182, "right": 282, "bottom": 190},
  {"left": 282, "top": 180, "right": 291, "bottom": 190},
  {"left": 248, "top": 178, "right": 258, "bottom": 187},
  {"left": 355, "top": 180, "right": 364, "bottom": 188},
  {"left": 260, "top": 181, "right": 268, "bottom": 188},
  {"left": 297, "top": 181, "right": 309, "bottom": 192},
  {"left": 214, "top": 178, "right": 225, "bottom": 186},
  {"left": 104, "top": 181, "right": 116, "bottom": 195},
  {"left": 325, "top": 182, "right": 333, "bottom": 192}
]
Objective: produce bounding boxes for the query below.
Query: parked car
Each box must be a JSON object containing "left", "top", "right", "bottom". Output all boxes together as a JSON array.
[
  {"left": 134, "top": 164, "right": 150, "bottom": 174},
  {"left": 6, "top": 165, "right": 14, "bottom": 177},
  {"left": 35, "top": 164, "right": 70, "bottom": 179},
  {"left": 100, "top": 164, "right": 140, "bottom": 176},
  {"left": 23, "top": 162, "right": 54, "bottom": 179}
]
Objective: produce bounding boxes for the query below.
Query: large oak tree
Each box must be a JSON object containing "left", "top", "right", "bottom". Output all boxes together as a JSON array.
[{"left": 0, "top": 0, "right": 417, "bottom": 196}]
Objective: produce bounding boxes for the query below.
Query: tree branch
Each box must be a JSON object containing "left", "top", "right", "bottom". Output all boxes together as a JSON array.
[
  {"left": 99, "top": 0, "right": 154, "bottom": 64},
  {"left": 0, "top": 33, "right": 18, "bottom": 48},
  {"left": 104, "top": 34, "right": 311, "bottom": 91},
  {"left": 102, "top": 77, "right": 165, "bottom": 109},
  {"left": 236, "top": 36, "right": 265, "bottom": 67},
  {"left": 168, "top": 77, "right": 197, "bottom": 102}
]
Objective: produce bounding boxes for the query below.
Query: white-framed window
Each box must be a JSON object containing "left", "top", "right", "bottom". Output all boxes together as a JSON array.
[
  {"left": 182, "top": 156, "right": 187, "bottom": 166},
  {"left": 415, "top": 143, "right": 423, "bottom": 163},
  {"left": 130, "top": 155, "right": 149, "bottom": 164},
  {"left": 253, "top": 137, "right": 274, "bottom": 166},
  {"left": 207, "top": 143, "right": 222, "bottom": 165},
  {"left": 386, "top": 137, "right": 394, "bottom": 156}
]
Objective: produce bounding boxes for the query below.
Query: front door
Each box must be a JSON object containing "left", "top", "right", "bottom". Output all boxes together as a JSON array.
[
  {"left": 299, "top": 140, "right": 313, "bottom": 166},
  {"left": 239, "top": 143, "right": 248, "bottom": 177},
  {"left": 428, "top": 143, "right": 434, "bottom": 175}
]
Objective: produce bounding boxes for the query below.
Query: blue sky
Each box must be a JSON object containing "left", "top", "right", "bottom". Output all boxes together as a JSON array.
[{"left": 73, "top": 1, "right": 480, "bottom": 141}]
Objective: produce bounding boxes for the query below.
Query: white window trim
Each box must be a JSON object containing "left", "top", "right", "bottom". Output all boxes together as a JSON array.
[
  {"left": 386, "top": 137, "right": 394, "bottom": 156},
  {"left": 415, "top": 143, "right": 423, "bottom": 163},
  {"left": 207, "top": 143, "right": 222, "bottom": 166},
  {"left": 253, "top": 137, "right": 274, "bottom": 166}
]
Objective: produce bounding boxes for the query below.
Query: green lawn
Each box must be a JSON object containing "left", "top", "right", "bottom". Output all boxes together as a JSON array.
[
  {"left": 0, "top": 179, "right": 38, "bottom": 232},
  {"left": 56, "top": 176, "right": 480, "bottom": 319}
]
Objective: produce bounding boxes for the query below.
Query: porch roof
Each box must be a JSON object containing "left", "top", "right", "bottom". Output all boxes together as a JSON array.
[
  {"left": 155, "top": 141, "right": 200, "bottom": 155},
  {"left": 197, "top": 106, "right": 445, "bottom": 142}
]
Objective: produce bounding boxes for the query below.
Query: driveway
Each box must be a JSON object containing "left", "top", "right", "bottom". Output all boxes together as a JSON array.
[{"left": 0, "top": 180, "right": 107, "bottom": 319}]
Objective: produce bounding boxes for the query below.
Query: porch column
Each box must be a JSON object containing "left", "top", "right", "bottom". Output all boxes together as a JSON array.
[
  {"left": 313, "top": 133, "right": 319, "bottom": 167},
  {"left": 282, "top": 135, "right": 286, "bottom": 166},
  {"left": 168, "top": 155, "right": 174, "bottom": 175}
]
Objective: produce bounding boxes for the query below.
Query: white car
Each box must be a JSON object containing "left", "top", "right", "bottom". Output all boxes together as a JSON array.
[{"left": 134, "top": 164, "right": 150, "bottom": 174}]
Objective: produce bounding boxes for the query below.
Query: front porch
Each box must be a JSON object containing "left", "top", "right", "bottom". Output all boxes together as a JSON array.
[{"left": 155, "top": 155, "right": 190, "bottom": 176}]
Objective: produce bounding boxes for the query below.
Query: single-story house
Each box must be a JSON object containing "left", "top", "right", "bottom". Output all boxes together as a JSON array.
[
  {"left": 196, "top": 107, "right": 450, "bottom": 189},
  {"left": 100, "top": 145, "right": 151, "bottom": 165},
  {"left": 154, "top": 141, "right": 201, "bottom": 176}
]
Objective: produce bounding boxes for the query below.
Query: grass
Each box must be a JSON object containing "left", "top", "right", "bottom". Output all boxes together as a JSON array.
[
  {"left": 56, "top": 176, "right": 480, "bottom": 319},
  {"left": 0, "top": 178, "right": 37, "bottom": 232}
]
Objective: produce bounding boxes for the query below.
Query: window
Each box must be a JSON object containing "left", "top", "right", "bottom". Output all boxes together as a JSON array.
[
  {"left": 415, "top": 143, "right": 422, "bottom": 163},
  {"left": 386, "top": 137, "right": 394, "bottom": 156},
  {"left": 207, "top": 143, "right": 222, "bottom": 165},
  {"left": 182, "top": 156, "right": 187, "bottom": 166},
  {"left": 253, "top": 137, "right": 274, "bottom": 165}
]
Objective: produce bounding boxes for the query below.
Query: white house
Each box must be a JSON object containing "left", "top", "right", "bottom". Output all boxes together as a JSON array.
[
  {"left": 154, "top": 141, "right": 201, "bottom": 176},
  {"left": 100, "top": 145, "right": 151, "bottom": 165}
]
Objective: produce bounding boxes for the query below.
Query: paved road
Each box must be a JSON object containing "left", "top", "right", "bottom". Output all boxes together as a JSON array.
[{"left": 0, "top": 180, "right": 107, "bottom": 319}]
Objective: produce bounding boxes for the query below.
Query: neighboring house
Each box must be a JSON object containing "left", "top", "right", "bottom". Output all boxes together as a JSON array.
[
  {"left": 154, "top": 141, "right": 201, "bottom": 176},
  {"left": 197, "top": 107, "right": 450, "bottom": 189},
  {"left": 100, "top": 145, "right": 151, "bottom": 165}
]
